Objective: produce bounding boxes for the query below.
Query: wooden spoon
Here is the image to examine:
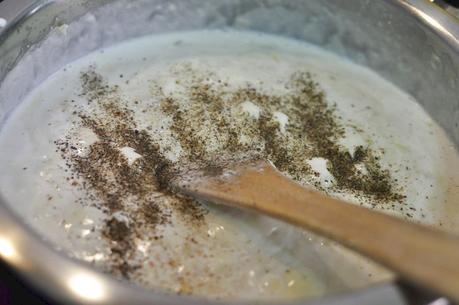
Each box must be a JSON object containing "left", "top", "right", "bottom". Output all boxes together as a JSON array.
[{"left": 173, "top": 160, "right": 459, "bottom": 302}]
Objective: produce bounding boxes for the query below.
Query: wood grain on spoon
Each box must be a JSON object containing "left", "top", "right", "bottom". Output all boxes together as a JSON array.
[{"left": 173, "top": 160, "right": 459, "bottom": 302}]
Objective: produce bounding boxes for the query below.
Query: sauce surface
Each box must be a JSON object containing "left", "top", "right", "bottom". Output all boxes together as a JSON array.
[{"left": 0, "top": 30, "right": 458, "bottom": 300}]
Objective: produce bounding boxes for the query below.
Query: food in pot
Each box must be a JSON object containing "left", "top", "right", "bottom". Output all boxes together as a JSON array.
[{"left": 0, "top": 30, "right": 458, "bottom": 300}]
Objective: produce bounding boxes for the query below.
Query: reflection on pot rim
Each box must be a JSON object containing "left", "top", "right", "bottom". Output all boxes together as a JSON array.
[{"left": 68, "top": 273, "right": 107, "bottom": 301}]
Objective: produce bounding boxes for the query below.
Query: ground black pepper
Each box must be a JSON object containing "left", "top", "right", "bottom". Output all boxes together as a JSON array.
[{"left": 56, "top": 66, "right": 404, "bottom": 281}]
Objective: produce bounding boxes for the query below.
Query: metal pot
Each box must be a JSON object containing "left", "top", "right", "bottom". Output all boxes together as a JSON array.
[{"left": 0, "top": 1, "right": 457, "bottom": 304}]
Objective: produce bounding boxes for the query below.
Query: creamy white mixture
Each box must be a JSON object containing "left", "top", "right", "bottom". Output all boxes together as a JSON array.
[{"left": 0, "top": 30, "right": 458, "bottom": 300}]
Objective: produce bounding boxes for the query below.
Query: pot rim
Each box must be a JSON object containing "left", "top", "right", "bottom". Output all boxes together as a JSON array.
[{"left": 0, "top": 1, "right": 456, "bottom": 304}]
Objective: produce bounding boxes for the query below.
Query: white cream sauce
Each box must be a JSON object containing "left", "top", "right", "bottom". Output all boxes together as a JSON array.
[{"left": 0, "top": 30, "right": 458, "bottom": 300}]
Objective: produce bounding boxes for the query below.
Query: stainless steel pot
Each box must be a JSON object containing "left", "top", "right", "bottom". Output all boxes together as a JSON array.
[{"left": 0, "top": 1, "right": 458, "bottom": 304}]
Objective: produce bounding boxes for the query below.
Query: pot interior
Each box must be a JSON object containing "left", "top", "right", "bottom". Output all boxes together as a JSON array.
[{"left": 0, "top": 0, "right": 458, "bottom": 304}]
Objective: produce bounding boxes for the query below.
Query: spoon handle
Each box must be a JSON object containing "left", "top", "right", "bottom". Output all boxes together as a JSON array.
[{"left": 178, "top": 162, "right": 459, "bottom": 302}]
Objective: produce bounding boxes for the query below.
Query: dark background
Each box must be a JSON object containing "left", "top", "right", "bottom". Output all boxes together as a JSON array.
[{"left": 0, "top": 261, "right": 52, "bottom": 305}]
